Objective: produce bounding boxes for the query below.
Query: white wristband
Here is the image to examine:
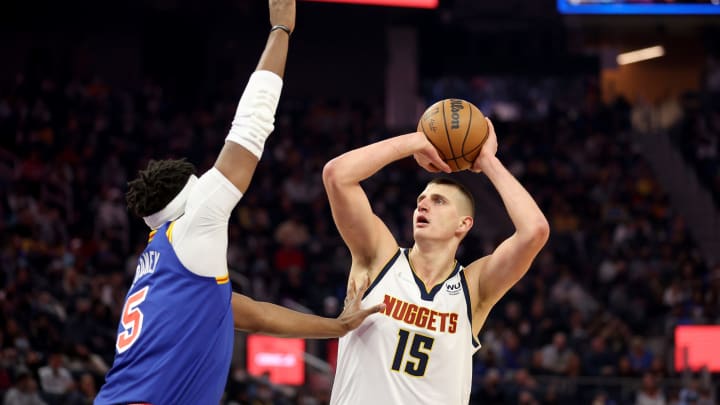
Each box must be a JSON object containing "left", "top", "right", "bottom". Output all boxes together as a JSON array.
[{"left": 226, "top": 70, "right": 284, "bottom": 159}]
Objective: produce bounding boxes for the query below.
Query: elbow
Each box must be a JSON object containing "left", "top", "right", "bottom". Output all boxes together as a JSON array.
[
  {"left": 532, "top": 217, "right": 550, "bottom": 247},
  {"left": 322, "top": 158, "right": 344, "bottom": 189},
  {"left": 521, "top": 217, "right": 550, "bottom": 250}
]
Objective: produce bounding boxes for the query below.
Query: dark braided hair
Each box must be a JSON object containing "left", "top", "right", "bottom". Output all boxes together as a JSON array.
[{"left": 126, "top": 159, "right": 197, "bottom": 218}]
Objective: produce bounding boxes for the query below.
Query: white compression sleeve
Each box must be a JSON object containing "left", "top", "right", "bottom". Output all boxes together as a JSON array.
[
  {"left": 171, "top": 167, "right": 242, "bottom": 278},
  {"left": 225, "top": 70, "right": 283, "bottom": 159}
]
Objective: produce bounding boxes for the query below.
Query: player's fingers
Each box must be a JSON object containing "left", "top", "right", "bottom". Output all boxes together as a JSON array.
[
  {"left": 424, "top": 163, "right": 441, "bottom": 173},
  {"left": 345, "top": 279, "right": 357, "bottom": 306},
  {"left": 427, "top": 158, "right": 450, "bottom": 173},
  {"left": 429, "top": 152, "right": 451, "bottom": 173},
  {"left": 363, "top": 303, "right": 386, "bottom": 317},
  {"left": 351, "top": 275, "right": 370, "bottom": 302},
  {"left": 415, "top": 154, "right": 442, "bottom": 173},
  {"left": 485, "top": 117, "right": 498, "bottom": 143},
  {"left": 347, "top": 278, "right": 356, "bottom": 296},
  {"left": 358, "top": 274, "right": 370, "bottom": 292}
]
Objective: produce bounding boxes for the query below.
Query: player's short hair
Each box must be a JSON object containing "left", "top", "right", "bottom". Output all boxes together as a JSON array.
[
  {"left": 428, "top": 177, "right": 475, "bottom": 218},
  {"left": 126, "top": 159, "right": 197, "bottom": 218}
]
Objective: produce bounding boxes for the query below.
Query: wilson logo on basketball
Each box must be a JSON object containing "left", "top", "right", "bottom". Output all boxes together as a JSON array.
[{"left": 449, "top": 99, "right": 464, "bottom": 129}]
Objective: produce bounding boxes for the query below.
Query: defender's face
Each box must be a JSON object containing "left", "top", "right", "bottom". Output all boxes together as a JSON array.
[{"left": 413, "top": 183, "right": 465, "bottom": 240}]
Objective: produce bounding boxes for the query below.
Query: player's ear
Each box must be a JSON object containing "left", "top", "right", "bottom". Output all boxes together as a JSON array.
[{"left": 456, "top": 216, "right": 473, "bottom": 234}]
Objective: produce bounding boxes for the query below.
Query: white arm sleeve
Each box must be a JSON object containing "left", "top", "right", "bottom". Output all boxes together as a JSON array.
[{"left": 171, "top": 167, "right": 242, "bottom": 278}]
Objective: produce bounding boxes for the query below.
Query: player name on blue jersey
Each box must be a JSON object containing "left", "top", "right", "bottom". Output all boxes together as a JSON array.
[{"left": 132, "top": 250, "right": 160, "bottom": 286}]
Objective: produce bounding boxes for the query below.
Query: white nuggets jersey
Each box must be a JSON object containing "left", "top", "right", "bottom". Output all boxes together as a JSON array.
[{"left": 330, "top": 248, "right": 481, "bottom": 405}]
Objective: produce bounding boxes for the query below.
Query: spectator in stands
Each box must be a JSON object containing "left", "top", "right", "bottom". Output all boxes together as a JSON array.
[
  {"left": 37, "top": 352, "right": 72, "bottom": 402},
  {"left": 3, "top": 370, "right": 46, "bottom": 405},
  {"left": 583, "top": 336, "right": 617, "bottom": 376},
  {"left": 635, "top": 372, "right": 666, "bottom": 405},
  {"left": 64, "top": 373, "right": 97, "bottom": 405},
  {"left": 628, "top": 337, "right": 655, "bottom": 375},
  {"left": 540, "top": 332, "right": 574, "bottom": 375}
]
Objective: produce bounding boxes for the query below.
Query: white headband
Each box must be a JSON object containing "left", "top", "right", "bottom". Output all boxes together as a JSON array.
[{"left": 143, "top": 175, "right": 198, "bottom": 230}]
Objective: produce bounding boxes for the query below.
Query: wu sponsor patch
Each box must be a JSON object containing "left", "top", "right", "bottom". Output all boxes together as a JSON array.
[{"left": 445, "top": 281, "right": 462, "bottom": 295}]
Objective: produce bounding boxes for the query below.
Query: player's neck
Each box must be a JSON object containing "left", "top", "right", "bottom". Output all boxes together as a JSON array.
[{"left": 408, "top": 243, "right": 457, "bottom": 286}]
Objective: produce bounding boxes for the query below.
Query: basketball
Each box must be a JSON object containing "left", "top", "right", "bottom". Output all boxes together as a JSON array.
[{"left": 416, "top": 99, "right": 489, "bottom": 172}]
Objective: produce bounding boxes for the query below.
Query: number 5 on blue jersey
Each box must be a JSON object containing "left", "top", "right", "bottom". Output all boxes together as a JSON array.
[{"left": 116, "top": 286, "right": 150, "bottom": 353}]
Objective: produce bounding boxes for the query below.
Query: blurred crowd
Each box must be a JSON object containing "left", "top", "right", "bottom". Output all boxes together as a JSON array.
[
  {"left": 1, "top": 66, "right": 719, "bottom": 405},
  {"left": 669, "top": 89, "right": 720, "bottom": 205}
]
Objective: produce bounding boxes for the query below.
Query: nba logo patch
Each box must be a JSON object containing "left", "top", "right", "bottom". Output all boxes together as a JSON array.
[{"left": 445, "top": 281, "right": 462, "bottom": 295}]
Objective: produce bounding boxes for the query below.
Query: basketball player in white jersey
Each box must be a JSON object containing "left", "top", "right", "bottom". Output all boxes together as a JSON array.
[{"left": 322, "top": 119, "right": 549, "bottom": 404}]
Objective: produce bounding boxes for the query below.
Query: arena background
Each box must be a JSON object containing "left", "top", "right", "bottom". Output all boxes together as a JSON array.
[{"left": 1, "top": 0, "right": 719, "bottom": 403}]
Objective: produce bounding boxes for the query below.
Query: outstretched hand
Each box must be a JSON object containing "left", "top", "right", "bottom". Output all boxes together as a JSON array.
[
  {"left": 269, "top": 0, "right": 296, "bottom": 33},
  {"left": 470, "top": 118, "right": 498, "bottom": 173},
  {"left": 337, "top": 276, "right": 386, "bottom": 335},
  {"left": 412, "top": 132, "right": 452, "bottom": 173}
]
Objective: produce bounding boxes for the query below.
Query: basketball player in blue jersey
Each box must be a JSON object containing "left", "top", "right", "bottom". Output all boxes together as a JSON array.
[
  {"left": 95, "top": 1, "right": 383, "bottom": 404},
  {"left": 323, "top": 119, "right": 550, "bottom": 405}
]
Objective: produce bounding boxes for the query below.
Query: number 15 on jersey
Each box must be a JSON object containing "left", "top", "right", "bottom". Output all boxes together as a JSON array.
[{"left": 391, "top": 329, "right": 435, "bottom": 377}]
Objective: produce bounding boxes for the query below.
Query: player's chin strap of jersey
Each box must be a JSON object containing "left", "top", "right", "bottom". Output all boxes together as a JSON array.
[{"left": 143, "top": 174, "right": 199, "bottom": 230}]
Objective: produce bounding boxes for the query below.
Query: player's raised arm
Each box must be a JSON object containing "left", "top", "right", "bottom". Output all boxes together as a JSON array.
[
  {"left": 214, "top": 0, "right": 295, "bottom": 193},
  {"left": 232, "top": 277, "right": 385, "bottom": 338},
  {"left": 466, "top": 118, "right": 550, "bottom": 309},
  {"left": 322, "top": 132, "right": 450, "bottom": 272}
]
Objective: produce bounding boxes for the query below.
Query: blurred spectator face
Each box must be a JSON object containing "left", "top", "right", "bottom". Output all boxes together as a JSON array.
[
  {"left": 514, "top": 368, "right": 535, "bottom": 389},
  {"left": 49, "top": 353, "right": 63, "bottom": 369},
  {"left": 618, "top": 356, "right": 632, "bottom": 374},
  {"left": 553, "top": 332, "right": 566, "bottom": 350},
  {"left": 79, "top": 373, "right": 96, "bottom": 395},
  {"left": 484, "top": 369, "right": 500, "bottom": 387},
  {"left": 74, "top": 344, "right": 89, "bottom": 358},
  {"left": 504, "top": 332, "right": 520, "bottom": 351},
  {"left": 75, "top": 298, "right": 91, "bottom": 313},
  {"left": 650, "top": 358, "right": 666, "bottom": 376},
  {"left": 505, "top": 301, "right": 521, "bottom": 321},
  {"left": 530, "top": 298, "right": 544, "bottom": 318},
  {"left": 591, "top": 337, "right": 605, "bottom": 352},
  {"left": 17, "top": 373, "right": 37, "bottom": 393},
  {"left": 531, "top": 350, "right": 544, "bottom": 369},
  {"left": 642, "top": 373, "right": 658, "bottom": 391},
  {"left": 592, "top": 392, "right": 608, "bottom": 405},
  {"left": 567, "top": 353, "right": 581, "bottom": 376},
  {"left": 631, "top": 337, "right": 644, "bottom": 354},
  {"left": 257, "top": 383, "right": 273, "bottom": 400},
  {"left": 518, "top": 390, "right": 537, "bottom": 405}
]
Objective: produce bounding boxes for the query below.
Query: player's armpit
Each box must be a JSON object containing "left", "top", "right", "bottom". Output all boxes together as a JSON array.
[{"left": 467, "top": 227, "right": 548, "bottom": 310}]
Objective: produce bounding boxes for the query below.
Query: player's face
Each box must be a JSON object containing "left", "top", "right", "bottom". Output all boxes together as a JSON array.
[{"left": 413, "top": 183, "right": 466, "bottom": 240}]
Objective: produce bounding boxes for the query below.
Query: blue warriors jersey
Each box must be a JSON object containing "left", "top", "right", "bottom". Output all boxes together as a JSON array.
[
  {"left": 96, "top": 222, "right": 233, "bottom": 405},
  {"left": 330, "top": 248, "right": 481, "bottom": 405}
]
